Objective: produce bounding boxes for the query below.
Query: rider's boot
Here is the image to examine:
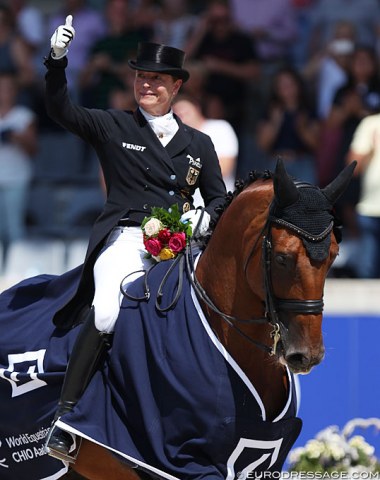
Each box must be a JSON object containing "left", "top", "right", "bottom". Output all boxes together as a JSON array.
[{"left": 45, "top": 306, "right": 112, "bottom": 462}]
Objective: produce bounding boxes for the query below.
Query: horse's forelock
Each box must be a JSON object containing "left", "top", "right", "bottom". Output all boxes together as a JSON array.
[{"left": 201, "top": 171, "right": 273, "bottom": 248}]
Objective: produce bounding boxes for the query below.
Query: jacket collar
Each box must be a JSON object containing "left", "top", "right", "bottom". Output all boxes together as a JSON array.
[{"left": 133, "top": 109, "right": 193, "bottom": 157}]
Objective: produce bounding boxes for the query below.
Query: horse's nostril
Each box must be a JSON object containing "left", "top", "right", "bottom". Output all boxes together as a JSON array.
[
  {"left": 286, "top": 353, "right": 308, "bottom": 367},
  {"left": 284, "top": 349, "right": 324, "bottom": 373}
]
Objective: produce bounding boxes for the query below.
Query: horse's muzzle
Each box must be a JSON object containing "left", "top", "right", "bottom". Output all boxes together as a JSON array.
[{"left": 283, "top": 346, "right": 325, "bottom": 374}]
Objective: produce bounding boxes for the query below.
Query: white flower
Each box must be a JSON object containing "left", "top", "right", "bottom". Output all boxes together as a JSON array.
[
  {"left": 288, "top": 418, "right": 380, "bottom": 473},
  {"left": 305, "top": 439, "right": 325, "bottom": 459},
  {"left": 288, "top": 447, "right": 305, "bottom": 465},
  {"left": 143, "top": 218, "right": 163, "bottom": 237},
  {"left": 349, "top": 435, "right": 375, "bottom": 457},
  {"left": 326, "top": 443, "right": 345, "bottom": 461}
]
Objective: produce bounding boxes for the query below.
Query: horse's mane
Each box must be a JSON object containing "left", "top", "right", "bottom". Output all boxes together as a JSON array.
[{"left": 200, "top": 169, "right": 274, "bottom": 249}]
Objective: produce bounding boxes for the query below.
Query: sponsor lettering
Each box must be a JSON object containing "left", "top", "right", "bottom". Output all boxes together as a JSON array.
[
  {"left": 122, "top": 142, "right": 146, "bottom": 151},
  {"left": 0, "top": 427, "right": 50, "bottom": 469}
]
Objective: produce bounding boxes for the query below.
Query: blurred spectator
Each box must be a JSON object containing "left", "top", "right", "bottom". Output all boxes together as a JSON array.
[
  {"left": 6, "top": 0, "right": 45, "bottom": 53},
  {"left": 290, "top": 0, "right": 319, "bottom": 69},
  {"left": 180, "top": 60, "right": 208, "bottom": 105},
  {"left": 230, "top": 0, "right": 298, "bottom": 76},
  {"left": 173, "top": 93, "right": 238, "bottom": 193},
  {"left": 256, "top": 66, "right": 320, "bottom": 184},
  {"left": 317, "top": 45, "right": 380, "bottom": 186},
  {"left": 48, "top": 0, "right": 106, "bottom": 98},
  {"left": 347, "top": 113, "right": 380, "bottom": 278},
  {"left": 79, "top": 0, "right": 146, "bottom": 109},
  {"left": 316, "top": 45, "right": 380, "bottom": 255},
  {"left": 129, "top": 0, "right": 159, "bottom": 40},
  {"left": 334, "top": 46, "right": 380, "bottom": 119},
  {"left": 0, "top": 70, "right": 37, "bottom": 248},
  {"left": 108, "top": 87, "right": 136, "bottom": 111},
  {"left": 0, "top": 4, "right": 36, "bottom": 95},
  {"left": 186, "top": 0, "right": 259, "bottom": 135},
  {"left": 308, "top": 0, "right": 380, "bottom": 55},
  {"left": 302, "top": 20, "right": 356, "bottom": 119},
  {"left": 152, "top": 0, "right": 198, "bottom": 50}
]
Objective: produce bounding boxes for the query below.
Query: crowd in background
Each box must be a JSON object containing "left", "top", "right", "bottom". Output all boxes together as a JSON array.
[{"left": 1, "top": 0, "right": 380, "bottom": 278}]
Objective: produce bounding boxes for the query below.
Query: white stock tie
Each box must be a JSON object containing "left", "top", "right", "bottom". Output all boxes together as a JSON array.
[{"left": 140, "top": 108, "right": 179, "bottom": 146}]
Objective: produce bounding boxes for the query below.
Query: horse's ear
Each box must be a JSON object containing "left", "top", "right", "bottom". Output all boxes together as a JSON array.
[
  {"left": 273, "top": 158, "right": 299, "bottom": 208},
  {"left": 321, "top": 161, "right": 357, "bottom": 205}
]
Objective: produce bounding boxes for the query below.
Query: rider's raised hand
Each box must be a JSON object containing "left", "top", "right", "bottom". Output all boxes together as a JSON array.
[{"left": 50, "top": 15, "right": 75, "bottom": 60}]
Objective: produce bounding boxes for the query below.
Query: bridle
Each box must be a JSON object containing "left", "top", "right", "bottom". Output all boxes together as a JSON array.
[
  {"left": 120, "top": 204, "right": 335, "bottom": 357},
  {"left": 263, "top": 216, "right": 334, "bottom": 318},
  {"left": 260, "top": 215, "right": 334, "bottom": 354},
  {"left": 190, "top": 205, "right": 335, "bottom": 357}
]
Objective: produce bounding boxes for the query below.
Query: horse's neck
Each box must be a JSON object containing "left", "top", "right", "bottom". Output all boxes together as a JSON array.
[
  {"left": 196, "top": 258, "right": 289, "bottom": 421},
  {"left": 195, "top": 183, "right": 289, "bottom": 419},
  {"left": 205, "top": 308, "right": 289, "bottom": 421}
]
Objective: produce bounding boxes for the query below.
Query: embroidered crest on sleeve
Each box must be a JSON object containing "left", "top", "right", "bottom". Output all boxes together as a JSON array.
[{"left": 186, "top": 154, "right": 202, "bottom": 185}]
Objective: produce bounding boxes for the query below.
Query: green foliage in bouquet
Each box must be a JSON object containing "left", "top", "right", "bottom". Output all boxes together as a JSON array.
[
  {"left": 141, "top": 204, "right": 193, "bottom": 237},
  {"left": 141, "top": 205, "right": 193, "bottom": 261}
]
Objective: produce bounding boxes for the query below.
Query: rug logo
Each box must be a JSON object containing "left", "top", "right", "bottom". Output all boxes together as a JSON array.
[
  {"left": 0, "top": 441, "right": 8, "bottom": 469},
  {"left": 227, "top": 438, "right": 283, "bottom": 479},
  {"left": 0, "top": 350, "right": 47, "bottom": 398}
]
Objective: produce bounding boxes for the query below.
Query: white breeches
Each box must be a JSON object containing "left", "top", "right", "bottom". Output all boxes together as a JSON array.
[{"left": 92, "top": 226, "right": 151, "bottom": 333}]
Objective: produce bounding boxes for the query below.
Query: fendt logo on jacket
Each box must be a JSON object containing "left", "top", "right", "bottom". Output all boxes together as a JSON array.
[{"left": 122, "top": 142, "right": 146, "bottom": 152}]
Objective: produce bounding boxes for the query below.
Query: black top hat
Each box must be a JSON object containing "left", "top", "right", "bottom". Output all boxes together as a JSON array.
[{"left": 128, "top": 42, "right": 190, "bottom": 82}]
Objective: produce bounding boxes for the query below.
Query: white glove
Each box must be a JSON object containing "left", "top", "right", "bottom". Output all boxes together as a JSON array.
[
  {"left": 181, "top": 209, "right": 211, "bottom": 236},
  {"left": 50, "top": 15, "right": 75, "bottom": 60}
]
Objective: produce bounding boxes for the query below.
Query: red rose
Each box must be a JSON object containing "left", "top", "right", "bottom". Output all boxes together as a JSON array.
[
  {"left": 168, "top": 232, "right": 186, "bottom": 253},
  {"left": 144, "top": 238, "right": 162, "bottom": 256},
  {"left": 158, "top": 228, "right": 171, "bottom": 244}
]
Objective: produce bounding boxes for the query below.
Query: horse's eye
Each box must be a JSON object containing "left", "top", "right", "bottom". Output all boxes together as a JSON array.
[{"left": 275, "top": 254, "right": 291, "bottom": 267}]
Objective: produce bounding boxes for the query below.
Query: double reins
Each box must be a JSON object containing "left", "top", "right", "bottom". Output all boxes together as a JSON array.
[
  {"left": 263, "top": 216, "right": 334, "bottom": 320},
  {"left": 121, "top": 205, "right": 334, "bottom": 357},
  {"left": 191, "top": 208, "right": 334, "bottom": 356}
]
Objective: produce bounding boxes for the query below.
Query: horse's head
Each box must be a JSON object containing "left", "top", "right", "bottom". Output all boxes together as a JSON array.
[
  {"left": 258, "top": 160, "right": 356, "bottom": 373},
  {"left": 196, "top": 159, "right": 356, "bottom": 376}
]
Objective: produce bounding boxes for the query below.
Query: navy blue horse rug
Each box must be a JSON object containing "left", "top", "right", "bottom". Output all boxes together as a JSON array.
[
  {"left": 0, "top": 259, "right": 302, "bottom": 480},
  {"left": 0, "top": 266, "right": 83, "bottom": 479}
]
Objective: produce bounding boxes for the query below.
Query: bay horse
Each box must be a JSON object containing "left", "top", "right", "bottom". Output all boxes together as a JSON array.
[{"left": 0, "top": 160, "right": 355, "bottom": 480}]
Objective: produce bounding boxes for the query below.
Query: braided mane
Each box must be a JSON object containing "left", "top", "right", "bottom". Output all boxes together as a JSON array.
[{"left": 201, "top": 170, "right": 274, "bottom": 248}]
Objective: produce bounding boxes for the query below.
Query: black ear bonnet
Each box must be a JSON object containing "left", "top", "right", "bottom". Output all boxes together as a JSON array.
[{"left": 271, "top": 183, "right": 340, "bottom": 261}]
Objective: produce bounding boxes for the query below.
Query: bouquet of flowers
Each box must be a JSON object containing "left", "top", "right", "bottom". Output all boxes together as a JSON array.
[
  {"left": 288, "top": 418, "right": 380, "bottom": 475},
  {"left": 141, "top": 204, "right": 193, "bottom": 262}
]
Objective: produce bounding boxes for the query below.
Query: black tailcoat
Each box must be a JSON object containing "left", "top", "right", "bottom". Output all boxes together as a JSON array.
[{"left": 44, "top": 56, "right": 226, "bottom": 328}]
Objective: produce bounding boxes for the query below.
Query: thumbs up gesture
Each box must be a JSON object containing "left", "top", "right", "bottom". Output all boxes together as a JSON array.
[{"left": 50, "top": 15, "right": 75, "bottom": 59}]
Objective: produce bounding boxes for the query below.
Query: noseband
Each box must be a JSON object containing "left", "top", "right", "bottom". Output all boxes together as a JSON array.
[
  {"left": 261, "top": 216, "right": 333, "bottom": 353},
  {"left": 263, "top": 216, "right": 333, "bottom": 318},
  {"left": 191, "top": 210, "right": 334, "bottom": 357}
]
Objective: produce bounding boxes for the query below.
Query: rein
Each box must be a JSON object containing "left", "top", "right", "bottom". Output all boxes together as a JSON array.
[
  {"left": 190, "top": 210, "right": 333, "bottom": 356},
  {"left": 263, "top": 216, "right": 333, "bottom": 320},
  {"left": 120, "top": 206, "right": 333, "bottom": 358}
]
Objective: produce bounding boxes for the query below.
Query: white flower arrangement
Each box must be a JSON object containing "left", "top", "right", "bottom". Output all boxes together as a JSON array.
[{"left": 288, "top": 418, "right": 380, "bottom": 474}]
